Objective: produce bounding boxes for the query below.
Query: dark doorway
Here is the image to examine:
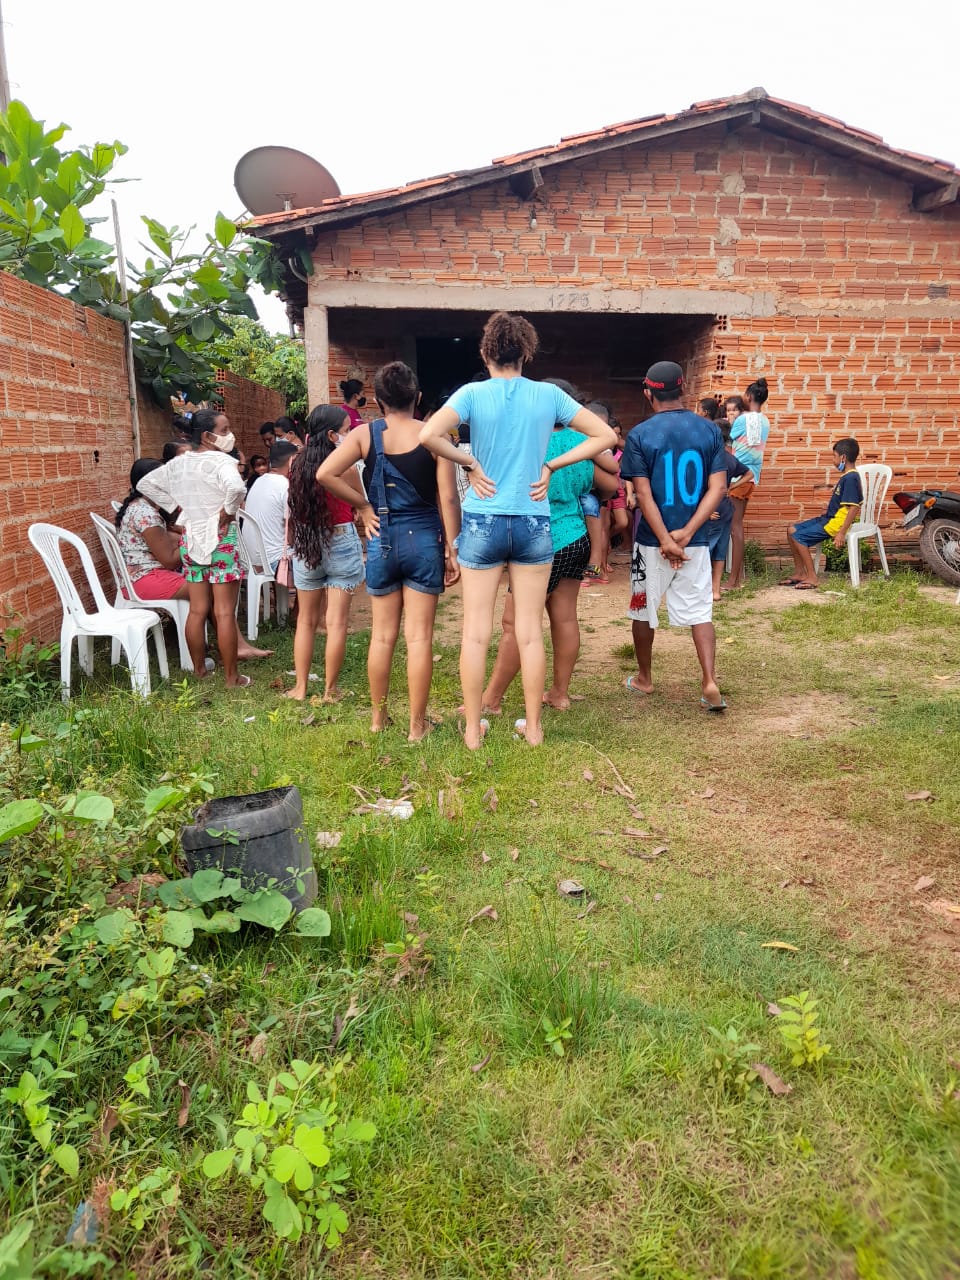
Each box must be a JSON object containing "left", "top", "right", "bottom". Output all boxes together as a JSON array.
[{"left": 415, "top": 335, "right": 485, "bottom": 413}]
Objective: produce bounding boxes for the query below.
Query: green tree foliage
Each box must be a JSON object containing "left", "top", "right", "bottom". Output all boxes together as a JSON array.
[
  {"left": 0, "top": 100, "right": 292, "bottom": 403},
  {"left": 212, "top": 317, "right": 308, "bottom": 418}
]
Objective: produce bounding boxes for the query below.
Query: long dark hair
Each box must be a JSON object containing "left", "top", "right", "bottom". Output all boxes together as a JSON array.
[
  {"left": 287, "top": 405, "right": 350, "bottom": 568},
  {"left": 115, "top": 458, "right": 164, "bottom": 530}
]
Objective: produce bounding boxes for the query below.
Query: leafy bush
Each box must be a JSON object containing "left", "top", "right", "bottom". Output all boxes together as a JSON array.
[
  {"left": 744, "top": 539, "right": 768, "bottom": 576},
  {"left": 202, "top": 1058, "right": 375, "bottom": 1245},
  {"left": 0, "top": 624, "right": 60, "bottom": 720},
  {"left": 0, "top": 100, "right": 289, "bottom": 403}
]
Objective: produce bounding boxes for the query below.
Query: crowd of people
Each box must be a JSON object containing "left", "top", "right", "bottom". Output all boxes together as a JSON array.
[{"left": 114, "top": 312, "right": 864, "bottom": 742}]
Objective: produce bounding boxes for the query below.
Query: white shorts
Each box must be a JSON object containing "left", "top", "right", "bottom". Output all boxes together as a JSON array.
[{"left": 627, "top": 544, "right": 713, "bottom": 629}]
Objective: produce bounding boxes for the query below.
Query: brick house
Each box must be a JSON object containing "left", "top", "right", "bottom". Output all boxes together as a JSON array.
[{"left": 250, "top": 89, "right": 960, "bottom": 542}]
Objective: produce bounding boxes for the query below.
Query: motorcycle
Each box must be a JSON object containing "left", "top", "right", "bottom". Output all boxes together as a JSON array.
[{"left": 892, "top": 486, "right": 960, "bottom": 586}]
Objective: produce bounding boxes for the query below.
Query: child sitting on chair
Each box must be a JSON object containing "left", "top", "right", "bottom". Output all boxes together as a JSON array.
[{"left": 783, "top": 438, "right": 862, "bottom": 590}]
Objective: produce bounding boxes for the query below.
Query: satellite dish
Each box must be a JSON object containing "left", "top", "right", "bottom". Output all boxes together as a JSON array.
[{"left": 234, "top": 146, "right": 341, "bottom": 215}]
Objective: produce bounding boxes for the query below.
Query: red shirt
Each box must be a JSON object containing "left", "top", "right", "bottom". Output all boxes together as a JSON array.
[
  {"left": 328, "top": 492, "right": 354, "bottom": 525},
  {"left": 341, "top": 404, "right": 364, "bottom": 431}
]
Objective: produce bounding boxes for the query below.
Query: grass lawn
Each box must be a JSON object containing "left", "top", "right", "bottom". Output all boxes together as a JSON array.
[{"left": 2, "top": 568, "right": 959, "bottom": 1278}]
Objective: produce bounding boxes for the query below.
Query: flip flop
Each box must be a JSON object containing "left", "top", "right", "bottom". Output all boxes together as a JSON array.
[
  {"left": 700, "top": 696, "right": 727, "bottom": 713},
  {"left": 624, "top": 675, "right": 653, "bottom": 695},
  {"left": 794, "top": 582, "right": 819, "bottom": 591},
  {"left": 778, "top": 577, "right": 802, "bottom": 586}
]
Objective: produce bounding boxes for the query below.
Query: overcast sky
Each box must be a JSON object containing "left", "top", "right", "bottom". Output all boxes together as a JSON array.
[{"left": 6, "top": 0, "right": 959, "bottom": 334}]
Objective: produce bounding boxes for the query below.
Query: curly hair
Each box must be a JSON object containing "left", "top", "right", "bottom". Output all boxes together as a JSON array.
[
  {"left": 479, "top": 312, "right": 539, "bottom": 367},
  {"left": 286, "top": 406, "right": 350, "bottom": 569},
  {"left": 745, "top": 377, "right": 769, "bottom": 407}
]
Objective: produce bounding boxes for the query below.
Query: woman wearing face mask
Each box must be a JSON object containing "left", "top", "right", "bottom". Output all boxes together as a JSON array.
[
  {"left": 137, "top": 408, "right": 251, "bottom": 687},
  {"left": 339, "top": 379, "right": 366, "bottom": 431}
]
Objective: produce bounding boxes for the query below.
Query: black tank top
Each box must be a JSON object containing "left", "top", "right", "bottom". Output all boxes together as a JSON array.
[{"left": 363, "top": 441, "right": 438, "bottom": 507}]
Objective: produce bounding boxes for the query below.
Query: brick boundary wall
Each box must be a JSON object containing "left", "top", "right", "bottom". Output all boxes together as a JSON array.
[
  {"left": 0, "top": 273, "right": 135, "bottom": 644},
  {"left": 0, "top": 272, "right": 287, "bottom": 644}
]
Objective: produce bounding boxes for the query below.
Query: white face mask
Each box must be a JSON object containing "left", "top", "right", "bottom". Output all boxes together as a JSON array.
[{"left": 212, "top": 430, "right": 236, "bottom": 453}]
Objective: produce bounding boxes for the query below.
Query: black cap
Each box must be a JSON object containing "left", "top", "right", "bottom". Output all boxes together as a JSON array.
[{"left": 643, "top": 361, "right": 684, "bottom": 396}]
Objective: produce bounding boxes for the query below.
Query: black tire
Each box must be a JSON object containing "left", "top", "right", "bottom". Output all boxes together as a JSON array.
[{"left": 919, "top": 517, "right": 960, "bottom": 587}]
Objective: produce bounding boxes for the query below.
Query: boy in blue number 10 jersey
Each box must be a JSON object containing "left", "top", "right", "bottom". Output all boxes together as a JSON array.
[{"left": 620, "top": 361, "right": 729, "bottom": 712}]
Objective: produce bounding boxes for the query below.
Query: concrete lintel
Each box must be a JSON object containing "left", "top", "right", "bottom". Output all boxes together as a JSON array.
[{"left": 307, "top": 277, "right": 776, "bottom": 319}]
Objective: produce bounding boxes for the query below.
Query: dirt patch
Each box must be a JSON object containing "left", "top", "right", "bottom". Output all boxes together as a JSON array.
[{"left": 739, "top": 691, "right": 857, "bottom": 740}]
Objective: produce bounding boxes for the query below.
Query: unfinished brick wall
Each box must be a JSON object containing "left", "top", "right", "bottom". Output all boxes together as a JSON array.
[
  {"left": 214, "top": 369, "right": 285, "bottom": 460},
  {"left": 0, "top": 273, "right": 287, "bottom": 643},
  {"left": 0, "top": 273, "right": 135, "bottom": 642},
  {"left": 311, "top": 122, "right": 960, "bottom": 541}
]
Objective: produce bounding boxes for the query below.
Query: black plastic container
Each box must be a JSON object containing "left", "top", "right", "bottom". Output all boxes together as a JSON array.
[{"left": 179, "top": 785, "right": 317, "bottom": 910}]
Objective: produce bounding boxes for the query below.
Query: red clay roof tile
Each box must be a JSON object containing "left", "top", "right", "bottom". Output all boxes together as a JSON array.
[{"left": 247, "top": 90, "right": 959, "bottom": 231}]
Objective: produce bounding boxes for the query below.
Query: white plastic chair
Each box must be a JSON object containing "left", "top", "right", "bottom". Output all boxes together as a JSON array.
[
  {"left": 237, "top": 509, "right": 289, "bottom": 642},
  {"left": 89, "top": 512, "right": 193, "bottom": 672},
  {"left": 813, "top": 463, "right": 892, "bottom": 588},
  {"left": 28, "top": 523, "right": 168, "bottom": 701}
]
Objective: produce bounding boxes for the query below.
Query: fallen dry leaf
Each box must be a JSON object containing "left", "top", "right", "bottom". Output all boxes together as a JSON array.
[
  {"left": 482, "top": 787, "right": 499, "bottom": 812},
  {"left": 261, "top": 962, "right": 277, "bottom": 978},
  {"left": 106, "top": 872, "right": 166, "bottom": 906},
  {"left": 97, "top": 1104, "right": 119, "bottom": 1150},
  {"left": 913, "top": 875, "right": 936, "bottom": 893},
  {"left": 509, "top": 848, "right": 519, "bottom": 862},
  {"left": 752, "top": 1063, "right": 793, "bottom": 1096},
  {"left": 470, "top": 1052, "right": 492, "bottom": 1073},
  {"left": 925, "top": 899, "right": 960, "bottom": 920},
  {"left": 651, "top": 845, "right": 669, "bottom": 858},
  {"left": 905, "top": 790, "right": 934, "bottom": 802},
  {"left": 300, "top": 713, "right": 316, "bottom": 727},
  {"left": 247, "top": 1031, "right": 268, "bottom": 1062},
  {"left": 480, "top": 851, "right": 492, "bottom": 865},
  {"left": 766, "top": 1001, "right": 782, "bottom": 1017},
  {"left": 315, "top": 831, "right": 342, "bottom": 849},
  {"left": 576, "top": 900, "right": 597, "bottom": 919},
  {"left": 628, "top": 804, "right": 646, "bottom": 820},
  {"left": 330, "top": 995, "right": 361, "bottom": 1050},
  {"left": 761, "top": 941, "right": 799, "bottom": 952},
  {"left": 466, "top": 904, "right": 498, "bottom": 925},
  {"left": 696, "top": 787, "right": 716, "bottom": 800},
  {"left": 623, "top": 826, "right": 651, "bottom": 838},
  {"left": 583, "top": 769, "right": 595, "bottom": 783},
  {"left": 528, "top": 799, "right": 539, "bottom": 809},
  {"left": 402, "top": 911, "right": 419, "bottom": 926},
  {"left": 250, "top": 764, "right": 259, "bottom": 777},
  {"left": 176, "top": 1080, "right": 191, "bottom": 1129}
]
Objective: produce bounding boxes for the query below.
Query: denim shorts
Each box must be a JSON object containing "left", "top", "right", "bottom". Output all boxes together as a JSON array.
[
  {"left": 456, "top": 513, "right": 553, "bottom": 570},
  {"left": 292, "top": 524, "right": 364, "bottom": 591},
  {"left": 706, "top": 515, "right": 732, "bottom": 563},
  {"left": 365, "top": 517, "right": 444, "bottom": 596},
  {"left": 579, "top": 493, "right": 601, "bottom": 520},
  {"left": 790, "top": 517, "right": 831, "bottom": 548}
]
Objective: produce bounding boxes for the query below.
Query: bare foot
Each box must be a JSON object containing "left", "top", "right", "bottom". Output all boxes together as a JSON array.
[
  {"left": 238, "top": 642, "right": 273, "bottom": 660},
  {"left": 514, "top": 718, "right": 544, "bottom": 746},
  {"left": 371, "top": 714, "right": 393, "bottom": 733},
  {"left": 225, "top": 674, "right": 252, "bottom": 688},
  {"left": 458, "top": 702, "right": 502, "bottom": 716},
  {"left": 408, "top": 717, "right": 438, "bottom": 743},
  {"left": 712, "top": 592, "right": 722, "bottom": 602},
  {"left": 461, "top": 718, "right": 489, "bottom": 751},
  {"left": 283, "top": 688, "right": 307, "bottom": 702},
  {"left": 543, "top": 690, "right": 571, "bottom": 711}
]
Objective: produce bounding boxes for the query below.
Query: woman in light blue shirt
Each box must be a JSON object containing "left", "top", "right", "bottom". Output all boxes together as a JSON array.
[{"left": 420, "top": 311, "right": 615, "bottom": 749}]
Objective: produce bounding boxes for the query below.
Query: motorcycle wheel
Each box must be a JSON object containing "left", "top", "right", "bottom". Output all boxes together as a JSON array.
[{"left": 919, "top": 517, "right": 960, "bottom": 586}]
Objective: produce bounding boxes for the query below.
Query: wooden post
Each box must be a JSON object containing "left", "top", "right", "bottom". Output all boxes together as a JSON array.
[{"left": 112, "top": 199, "right": 141, "bottom": 459}]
